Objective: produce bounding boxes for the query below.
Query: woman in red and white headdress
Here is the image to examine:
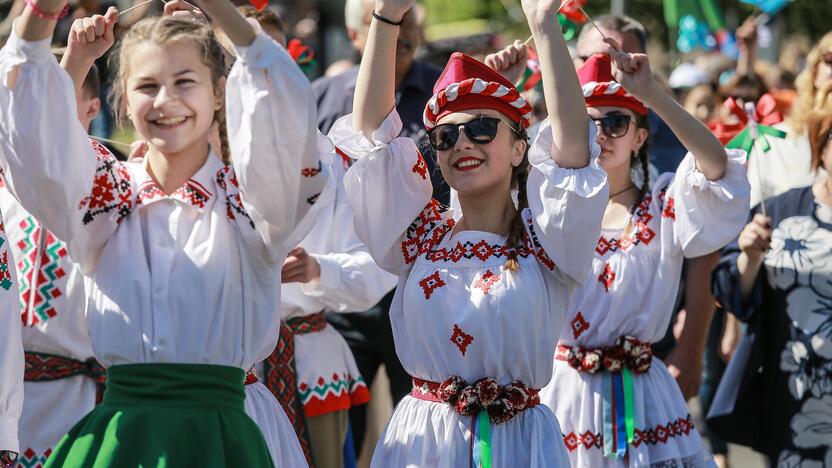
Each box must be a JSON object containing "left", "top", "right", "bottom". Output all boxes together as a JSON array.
[
  {"left": 328, "top": 0, "right": 609, "bottom": 465},
  {"left": 529, "top": 44, "right": 750, "bottom": 466}
]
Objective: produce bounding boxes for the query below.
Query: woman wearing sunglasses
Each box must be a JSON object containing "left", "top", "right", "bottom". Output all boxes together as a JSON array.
[
  {"left": 328, "top": 0, "right": 608, "bottom": 465},
  {"left": 528, "top": 46, "right": 750, "bottom": 465}
]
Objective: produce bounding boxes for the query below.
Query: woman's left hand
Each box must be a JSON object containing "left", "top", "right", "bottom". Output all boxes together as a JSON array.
[{"left": 607, "top": 39, "right": 658, "bottom": 102}]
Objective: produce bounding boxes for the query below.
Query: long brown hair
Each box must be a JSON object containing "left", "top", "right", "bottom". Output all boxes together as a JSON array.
[
  {"left": 503, "top": 126, "right": 530, "bottom": 273},
  {"left": 109, "top": 16, "right": 230, "bottom": 163},
  {"left": 808, "top": 110, "right": 832, "bottom": 173}
]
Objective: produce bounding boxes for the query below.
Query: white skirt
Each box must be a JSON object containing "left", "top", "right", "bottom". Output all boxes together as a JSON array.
[
  {"left": 370, "top": 395, "right": 571, "bottom": 467},
  {"left": 540, "top": 358, "right": 715, "bottom": 468},
  {"left": 244, "top": 380, "right": 309, "bottom": 468}
]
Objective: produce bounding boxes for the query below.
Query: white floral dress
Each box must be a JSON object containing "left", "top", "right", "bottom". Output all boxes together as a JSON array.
[
  {"left": 332, "top": 110, "right": 609, "bottom": 467},
  {"left": 540, "top": 151, "right": 750, "bottom": 467},
  {"left": 712, "top": 186, "right": 832, "bottom": 467}
]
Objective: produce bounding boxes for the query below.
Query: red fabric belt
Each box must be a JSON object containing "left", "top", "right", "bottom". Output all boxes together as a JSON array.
[
  {"left": 24, "top": 351, "right": 107, "bottom": 404},
  {"left": 262, "top": 311, "right": 327, "bottom": 467},
  {"left": 555, "top": 335, "right": 653, "bottom": 374},
  {"left": 410, "top": 376, "right": 540, "bottom": 424}
]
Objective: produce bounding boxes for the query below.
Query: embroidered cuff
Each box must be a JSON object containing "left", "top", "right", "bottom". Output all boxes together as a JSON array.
[{"left": 528, "top": 119, "right": 608, "bottom": 199}]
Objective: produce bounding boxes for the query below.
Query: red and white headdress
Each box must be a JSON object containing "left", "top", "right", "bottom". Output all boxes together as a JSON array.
[
  {"left": 578, "top": 53, "right": 647, "bottom": 116},
  {"left": 423, "top": 52, "right": 533, "bottom": 130}
]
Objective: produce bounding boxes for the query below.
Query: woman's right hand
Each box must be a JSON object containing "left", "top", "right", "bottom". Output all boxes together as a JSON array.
[
  {"left": 737, "top": 214, "right": 772, "bottom": 262},
  {"left": 374, "top": 0, "right": 415, "bottom": 22}
]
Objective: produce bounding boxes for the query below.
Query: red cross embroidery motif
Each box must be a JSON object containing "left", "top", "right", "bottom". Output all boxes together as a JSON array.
[
  {"left": 473, "top": 269, "right": 500, "bottom": 294},
  {"left": 412, "top": 153, "right": 428, "bottom": 180},
  {"left": 598, "top": 263, "right": 616, "bottom": 292},
  {"left": 450, "top": 324, "right": 474, "bottom": 356},
  {"left": 662, "top": 196, "right": 676, "bottom": 220},
  {"left": 571, "top": 312, "right": 590, "bottom": 339},
  {"left": 419, "top": 271, "right": 446, "bottom": 300}
]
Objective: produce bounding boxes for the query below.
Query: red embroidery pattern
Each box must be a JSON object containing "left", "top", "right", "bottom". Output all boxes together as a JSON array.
[
  {"left": 136, "top": 180, "right": 212, "bottom": 209},
  {"left": 425, "top": 237, "right": 533, "bottom": 264},
  {"left": 419, "top": 271, "right": 446, "bottom": 299},
  {"left": 19, "top": 447, "right": 52, "bottom": 468},
  {"left": 301, "top": 162, "right": 322, "bottom": 177},
  {"left": 562, "top": 415, "right": 695, "bottom": 452},
  {"left": 662, "top": 196, "right": 676, "bottom": 220},
  {"left": 598, "top": 263, "right": 616, "bottom": 292},
  {"left": 595, "top": 194, "right": 656, "bottom": 256},
  {"left": 17, "top": 218, "right": 67, "bottom": 326},
  {"left": 401, "top": 199, "right": 451, "bottom": 264},
  {"left": 412, "top": 153, "right": 428, "bottom": 180},
  {"left": 571, "top": 312, "right": 590, "bottom": 339},
  {"left": 473, "top": 269, "right": 500, "bottom": 294},
  {"left": 524, "top": 215, "right": 556, "bottom": 270},
  {"left": 216, "top": 166, "right": 255, "bottom": 230},
  {"left": 450, "top": 324, "right": 474, "bottom": 356},
  {"left": 79, "top": 140, "right": 133, "bottom": 225}
]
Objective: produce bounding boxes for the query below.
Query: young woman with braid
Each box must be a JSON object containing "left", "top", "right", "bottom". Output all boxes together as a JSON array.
[
  {"left": 500, "top": 42, "right": 750, "bottom": 466},
  {"left": 330, "top": 0, "right": 609, "bottom": 465},
  {"left": 0, "top": 0, "right": 331, "bottom": 465}
]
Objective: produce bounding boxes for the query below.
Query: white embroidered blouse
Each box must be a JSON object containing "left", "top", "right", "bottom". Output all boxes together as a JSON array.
[{"left": 0, "top": 29, "right": 331, "bottom": 370}]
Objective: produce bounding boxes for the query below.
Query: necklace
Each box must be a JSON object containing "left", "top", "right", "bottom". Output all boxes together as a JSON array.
[{"left": 609, "top": 184, "right": 635, "bottom": 199}]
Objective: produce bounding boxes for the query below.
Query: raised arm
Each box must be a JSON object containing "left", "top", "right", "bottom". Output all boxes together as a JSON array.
[
  {"left": 523, "top": 0, "right": 589, "bottom": 168},
  {"left": 1, "top": 7, "right": 125, "bottom": 272},
  {"left": 352, "top": 0, "right": 414, "bottom": 135},
  {"left": 60, "top": 8, "right": 118, "bottom": 98},
  {"left": 210, "top": 0, "right": 330, "bottom": 256},
  {"left": 609, "top": 48, "right": 728, "bottom": 181}
]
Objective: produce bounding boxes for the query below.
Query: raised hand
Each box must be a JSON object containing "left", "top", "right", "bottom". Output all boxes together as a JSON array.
[
  {"left": 374, "top": 0, "right": 416, "bottom": 22},
  {"left": 738, "top": 214, "right": 772, "bottom": 262},
  {"left": 66, "top": 7, "right": 119, "bottom": 63},
  {"left": 607, "top": 40, "right": 657, "bottom": 102},
  {"left": 484, "top": 40, "right": 528, "bottom": 86},
  {"left": 520, "top": 0, "right": 563, "bottom": 18},
  {"left": 163, "top": 0, "right": 206, "bottom": 22}
]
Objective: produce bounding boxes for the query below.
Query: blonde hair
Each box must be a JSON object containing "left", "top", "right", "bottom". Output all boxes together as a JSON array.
[
  {"left": 786, "top": 32, "right": 832, "bottom": 136},
  {"left": 109, "top": 16, "right": 230, "bottom": 163}
]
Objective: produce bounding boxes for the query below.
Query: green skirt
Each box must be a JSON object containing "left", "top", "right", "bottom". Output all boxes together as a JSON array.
[{"left": 44, "top": 363, "right": 274, "bottom": 468}]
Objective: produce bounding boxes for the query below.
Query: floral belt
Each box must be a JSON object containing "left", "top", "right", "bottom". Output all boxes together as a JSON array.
[
  {"left": 555, "top": 335, "right": 653, "bottom": 374},
  {"left": 411, "top": 376, "right": 540, "bottom": 468},
  {"left": 556, "top": 336, "right": 653, "bottom": 459}
]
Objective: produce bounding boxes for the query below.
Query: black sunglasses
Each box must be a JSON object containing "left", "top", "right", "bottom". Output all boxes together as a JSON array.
[
  {"left": 591, "top": 114, "right": 634, "bottom": 138},
  {"left": 428, "top": 116, "right": 520, "bottom": 151}
]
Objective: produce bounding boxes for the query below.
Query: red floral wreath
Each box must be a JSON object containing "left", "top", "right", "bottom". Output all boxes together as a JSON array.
[
  {"left": 559, "top": 336, "right": 653, "bottom": 374},
  {"left": 436, "top": 376, "right": 540, "bottom": 424}
]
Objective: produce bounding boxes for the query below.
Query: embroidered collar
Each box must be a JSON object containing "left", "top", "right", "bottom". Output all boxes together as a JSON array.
[{"left": 134, "top": 152, "right": 223, "bottom": 212}]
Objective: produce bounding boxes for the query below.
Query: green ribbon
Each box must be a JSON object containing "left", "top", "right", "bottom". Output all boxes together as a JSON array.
[
  {"left": 622, "top": 368, "right": 636, "bottom": 443},
  {"left": 726, "top": 125, "right": 787, "bottom": 156},
  {"left": 558, "top": 13, "right": 580, "bottom": 41},
  {"left": 479, "top": 410, "right": 492, "bottom": 468}
]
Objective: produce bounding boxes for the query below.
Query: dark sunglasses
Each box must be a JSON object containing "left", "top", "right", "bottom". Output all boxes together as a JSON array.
[
  {"left": 591, "top": 114, "right": 634, "bottom": 138},
  {"left": 428, "top": 116, "right": 520, "bottom": 151}
]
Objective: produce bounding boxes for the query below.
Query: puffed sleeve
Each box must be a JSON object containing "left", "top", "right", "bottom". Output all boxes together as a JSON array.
[
  {"left": 332, "top": 110, "right": 440, "bottom": 275},
  {"left": 225, "top": 31, "right": 332, "bottom": 258},
  {"left": 712, "top": 206, "right": 764, "bottom": 322},
  {"left": 525, "top": 119, "right": 609, "bottom": 286},
  {"left": 658, "top": 149, "right": 751, "bottom": 258},
  {"left": 301, "top": 160, "right": 398, "bottom": 311},
  {"left": 0, "top": 26, "right": 127, "bottom": 273},
  {"left": 0, "top": 218, "right": 23, "bottom": 454}
]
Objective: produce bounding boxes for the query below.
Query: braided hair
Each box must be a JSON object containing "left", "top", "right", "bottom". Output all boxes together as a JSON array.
[
  {"left": 631, "top": 113, "right": 651, "bottom": 206},
  {"left": 503, "top": 126, "right": 531, "bottom": 273}
]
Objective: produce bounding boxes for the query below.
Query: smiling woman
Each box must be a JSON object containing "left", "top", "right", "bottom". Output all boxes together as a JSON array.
[{"left": 0, "top": 0, "right": 331, "bottom": 466}]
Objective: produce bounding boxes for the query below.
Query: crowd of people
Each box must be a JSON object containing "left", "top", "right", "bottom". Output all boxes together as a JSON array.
[{"left": 0, "top": 0, "right": 829, "bottom": 467}]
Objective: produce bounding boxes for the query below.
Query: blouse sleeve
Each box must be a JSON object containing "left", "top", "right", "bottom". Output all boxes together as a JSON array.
[
  {"left": 659, "top": 149, "right": 751, "bottom": 258},
  {"left": 301, "top": 160, "right": 398, "bottom": 311},
  {"left": 712, "top": 206, "right": 764, "bottom": 322},
  {"left": 0, "top": 218, "right": 23, "bottom": 454},
  {"left": 225, "top": 31, "right": 331, "bottom": 258},
  {"left": 0, "top": 27, "right": 125, "bottom": 273},
  {"left": 525, "top": 119, "right": 609, "bottom": 286},
  {"left": 332, "top": 110, "right": 438, "bottom": 275}
]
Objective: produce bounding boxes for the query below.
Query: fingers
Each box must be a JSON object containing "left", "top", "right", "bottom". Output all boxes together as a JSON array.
[
  {"left": 603, "top": 37, "right": 622, "bottom": 52},
  {"left": 485, "top": 41, "right": 527, "bottom": 72},
  {"left": 83, "top": 18, "right": 96, "bottom": 42},
  {"left": 128, "top": 140, "right": 148, "bottom": 162}
]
